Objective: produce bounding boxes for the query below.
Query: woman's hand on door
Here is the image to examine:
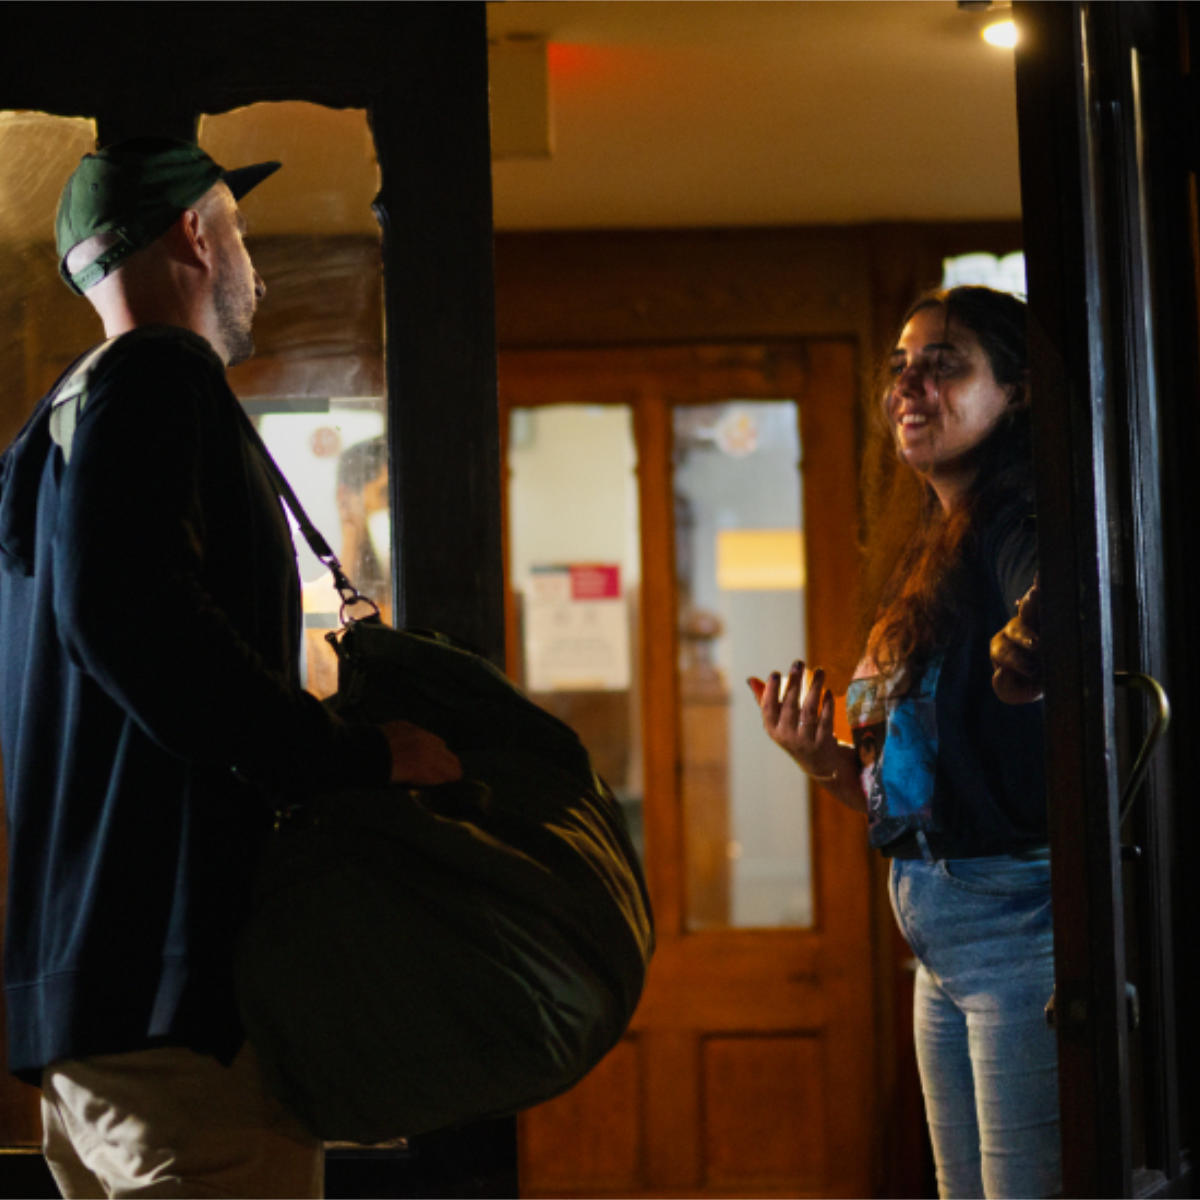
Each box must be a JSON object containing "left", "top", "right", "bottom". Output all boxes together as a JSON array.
[{"left": 991, "top": 580, "right": 1044, "bottom": 704}]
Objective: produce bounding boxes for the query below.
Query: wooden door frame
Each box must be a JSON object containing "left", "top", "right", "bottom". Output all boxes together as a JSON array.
[{"left": 1014, "top": 3, "right": 1197, "bottom": 1194}]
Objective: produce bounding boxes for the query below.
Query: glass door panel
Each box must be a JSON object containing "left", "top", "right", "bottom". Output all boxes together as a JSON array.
[
  {"left": 506, "top": 405, "right": 644, "bottom": 860},
  {"left": 673, "top": 400, "right": 811, "bottom": 929}
]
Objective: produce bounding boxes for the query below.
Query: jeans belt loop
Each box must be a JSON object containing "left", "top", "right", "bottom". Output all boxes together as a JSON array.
[{"left": 915, "top": 829, "right": 936, "bottom": 863}]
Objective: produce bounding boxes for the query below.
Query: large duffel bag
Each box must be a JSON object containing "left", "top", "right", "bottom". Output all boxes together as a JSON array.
[{"left": 235, "top": 617, "right": 654, "bottom": 1144}]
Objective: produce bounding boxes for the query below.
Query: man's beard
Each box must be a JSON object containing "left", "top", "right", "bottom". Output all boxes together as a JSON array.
[{"left": 213, "top": 262, "right": 256, "bottom": 367}]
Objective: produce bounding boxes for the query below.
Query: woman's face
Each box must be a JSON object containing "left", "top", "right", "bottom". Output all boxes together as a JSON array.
[{"left": 886, "top": 305, "right": 1016, "bottom": 508}]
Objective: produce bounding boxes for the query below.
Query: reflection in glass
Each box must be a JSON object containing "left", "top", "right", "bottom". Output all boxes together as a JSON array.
[
  {"left": 674, "top": 401, "right": 812, "bottom": 929},
  {"left": 254, "top": 402, "right": 389, "bottom": 697},
  {"left": 507, "top": 406, "right": 644, "bottom": 860},
  {"left": 198, "top": 104, "right": 385, "bottom": 697}
]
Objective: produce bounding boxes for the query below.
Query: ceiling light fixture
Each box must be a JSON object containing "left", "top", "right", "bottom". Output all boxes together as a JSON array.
[{"left": 982, "top": 19, "right": 1018, "bottom": 48}]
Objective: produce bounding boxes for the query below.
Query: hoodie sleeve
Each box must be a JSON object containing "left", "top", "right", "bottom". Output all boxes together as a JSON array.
[{"left": 49, "top": 330, "right": 390, "bottom": 794}]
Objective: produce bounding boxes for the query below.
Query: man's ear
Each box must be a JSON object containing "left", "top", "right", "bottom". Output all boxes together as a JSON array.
[{"left": 167, "top": 208, "right": 211, "bottom": 271}]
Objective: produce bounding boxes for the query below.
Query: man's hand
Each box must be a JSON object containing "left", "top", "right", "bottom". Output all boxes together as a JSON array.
[
  {"left": 380, "top": 719, "right": 462, "bottom": 785},
  {"left": 991, "top": 580, "right": 1043, "bottom": 704}
]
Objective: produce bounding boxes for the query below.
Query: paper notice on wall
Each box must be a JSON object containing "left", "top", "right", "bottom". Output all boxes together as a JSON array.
[{"left": 525, "top": 563, "right": 630, "bottom": 691}]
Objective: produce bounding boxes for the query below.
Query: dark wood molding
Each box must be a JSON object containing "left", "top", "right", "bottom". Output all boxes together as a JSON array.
[{"left": 494, "top": 220, "right": 1021, "bottom": 357}]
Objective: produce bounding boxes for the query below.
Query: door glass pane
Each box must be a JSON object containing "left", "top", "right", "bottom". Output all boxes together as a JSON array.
[
  {"left": 674, "top": 401, "right": 811, "bottom": 929},
  {"left": 507, "top": 405, "right": 644, "bottom": 860},
  {"left": 198, "top": 103, "right": 385, "bottom": 697}
]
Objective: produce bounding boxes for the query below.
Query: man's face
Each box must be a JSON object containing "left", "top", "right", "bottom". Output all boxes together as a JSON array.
[{"left": 202, "top": 183, "right": 264, "bottom": 366}]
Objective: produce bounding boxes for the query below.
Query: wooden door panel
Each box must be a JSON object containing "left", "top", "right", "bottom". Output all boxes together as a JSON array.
[
  {"left": 505, "top": 341, "right": 874, "bottom": 1199},
  {"left": 519, "top": 1039, "right": 645, "bottom": 1194},
  {"left": 632, "top": 935, "right": 821, "bottom": 1030},
  {"left": 702, "top": 1034, "right": 828, "bottom": 1191}
]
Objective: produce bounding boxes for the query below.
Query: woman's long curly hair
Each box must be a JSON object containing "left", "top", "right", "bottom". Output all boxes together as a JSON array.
[{"left": 859, "top": 286, "right": 1032, "bottom": 681}]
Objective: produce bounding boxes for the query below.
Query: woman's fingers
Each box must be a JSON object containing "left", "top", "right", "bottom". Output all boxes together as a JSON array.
[
  {"left": 750, "top": 664, "right": 840, "bottom": 777},
  {"left": 990, "top": 623, "right": 1041, "bottom": 683},
  {"left": 992, "top": 666, "right": 1043, "bottom": 705},
  {"left": 762, "top": 671, "right": 782, "bottom": 720},
  {"left": 1017, "top": 579, "right": 1041, "bottom": 632},
  {"left": 990, "top": 606, "right": 1044, "bottom": 704},
  {"left": 817, "top": 685, "right": 835, "bottom": 737},
  {"left": 749, "top": 662, "right": 830, "bottom": 749},
  {"left": 779, "top": 661, "right": 805, "bottom": 721},
  {"left": 799, "top": 666, "right": 825, "bottom": 729}
]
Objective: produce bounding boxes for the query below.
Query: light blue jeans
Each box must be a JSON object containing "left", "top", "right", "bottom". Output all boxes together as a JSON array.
[{"left": 889, "top": 851, "right": 1061, "bottom": 1199}]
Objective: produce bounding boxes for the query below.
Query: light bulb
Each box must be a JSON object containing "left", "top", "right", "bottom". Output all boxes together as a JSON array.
[{"left": 982, "top": 19, "right": 1018, "bottom": 48}]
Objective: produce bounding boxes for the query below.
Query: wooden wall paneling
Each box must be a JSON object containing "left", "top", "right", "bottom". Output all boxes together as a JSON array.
[
  {"left": 3, "top": 242, "right": 104, "bottom": 427},
  {"left": 225, "top": 236, "right": 384, "bottom": 400},
  {"left": 494, "top": 227, "right": 875, "bottom": 351},
  {"left": 493, "top": 221, "right": 1020, "bottom": 363},
  {"left": 0, "top": 246, "right": 33, "bottom": 451},
  {"left": 863, "top": 220, "right": 1025, "bottom": 372}
]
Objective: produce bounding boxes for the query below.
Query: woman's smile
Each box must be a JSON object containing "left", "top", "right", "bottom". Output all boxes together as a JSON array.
[{"left": 886, "top": 305, "right": 1016, "bottom": 508}]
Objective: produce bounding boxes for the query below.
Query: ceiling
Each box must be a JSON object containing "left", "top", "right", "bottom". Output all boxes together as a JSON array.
[
  {"left": 486, "top": 0, "right": 1023, "bottom": 231},
  {"left": 0, "top": 2, "right": 1023, "bottom": 244}
]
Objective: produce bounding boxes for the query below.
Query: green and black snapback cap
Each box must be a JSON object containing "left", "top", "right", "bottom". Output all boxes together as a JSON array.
[{"left": 55, "top": 137, "right": 281, "bottom": 295}]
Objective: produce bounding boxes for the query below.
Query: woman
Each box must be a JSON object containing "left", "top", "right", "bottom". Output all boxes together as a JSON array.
[{"left": 750, "top": 286, "right": 1057, "bottom": 1199}]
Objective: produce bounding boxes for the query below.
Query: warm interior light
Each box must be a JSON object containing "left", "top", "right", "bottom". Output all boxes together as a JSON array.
[
  {"left": 716, "top": 530, "right": 805, "bottom": 591},
  {"left": 982, "top": 19, "right": 1018, "bottom": 48}
]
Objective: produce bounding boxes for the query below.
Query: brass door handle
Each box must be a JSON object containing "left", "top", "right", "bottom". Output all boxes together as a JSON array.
[{"left": 1113, "top": 671, "right": 1170, "bottom": 824}]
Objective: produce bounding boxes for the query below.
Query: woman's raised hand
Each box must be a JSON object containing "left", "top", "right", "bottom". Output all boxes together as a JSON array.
[{"left": 747, "top": 660, "right": 838, "bottom": 779}]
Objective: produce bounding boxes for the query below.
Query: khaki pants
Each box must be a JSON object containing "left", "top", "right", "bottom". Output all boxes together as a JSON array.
[{"left": 40, "top": 1044, "right": 323, "bottom": 1199}]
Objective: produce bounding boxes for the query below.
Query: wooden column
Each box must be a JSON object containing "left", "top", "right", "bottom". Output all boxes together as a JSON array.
[{"left": 372, "top": 5, "right": 504, "bottom": 662}]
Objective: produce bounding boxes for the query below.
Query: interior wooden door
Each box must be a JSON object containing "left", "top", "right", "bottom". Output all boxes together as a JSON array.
[{"left": 500, "top": 341, "right": 875, "bottom": 1199}]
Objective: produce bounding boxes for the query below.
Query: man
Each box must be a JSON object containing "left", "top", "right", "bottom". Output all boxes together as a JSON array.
[{"left": 0, "top": 137, "right": 459, "bottom": 1197}]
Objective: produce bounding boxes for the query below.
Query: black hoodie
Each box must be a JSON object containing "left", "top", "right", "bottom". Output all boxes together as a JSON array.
[{"left": 0, "top": 325, "right": 389, "bottom": 1079}]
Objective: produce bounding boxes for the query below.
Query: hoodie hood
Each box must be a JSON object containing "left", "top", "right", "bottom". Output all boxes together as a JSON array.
[{"left": 0, "top": 399, "right": 55, "bottom": 577}]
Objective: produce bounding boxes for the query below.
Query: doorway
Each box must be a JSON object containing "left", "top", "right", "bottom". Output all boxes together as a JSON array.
[{"left": 500, "top": 340, "right": 877, "bottom": 1198}]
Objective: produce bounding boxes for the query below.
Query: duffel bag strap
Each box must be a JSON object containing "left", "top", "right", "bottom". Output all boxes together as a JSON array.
[{"left": 232, "top": 403, "right": 379, "bottom": 624}]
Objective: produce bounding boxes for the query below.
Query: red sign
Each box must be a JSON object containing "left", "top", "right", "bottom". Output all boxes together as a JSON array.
[{"left": 569, "top": 564, "right": 621, "bottom": 600}]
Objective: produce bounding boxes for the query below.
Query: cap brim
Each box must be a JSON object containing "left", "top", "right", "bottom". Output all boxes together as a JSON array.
[{"left": 222, "top": 160, "right": 281, "bottom": 201}]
